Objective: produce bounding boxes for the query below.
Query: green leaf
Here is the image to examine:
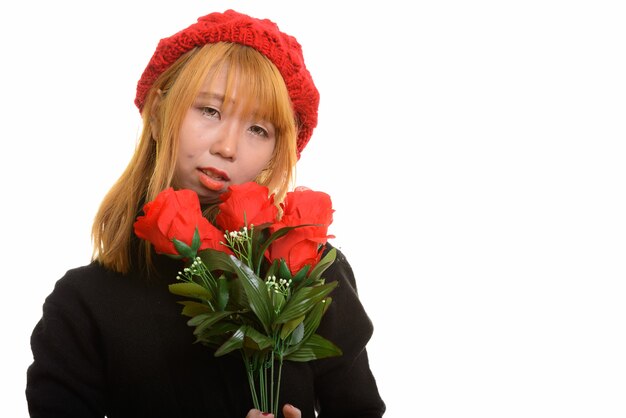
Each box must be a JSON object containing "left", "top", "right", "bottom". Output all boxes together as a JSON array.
[
  {"left": 191, "top": 228, "right": 201, "bottom": 254},
  {"left": 198, "top": 249, "right": 236, "bottom": 273},
  {"left": 286, "top": 321, "right": 305, "bottom": 346},
  {"left": 283, "top": 333, "right": 343, "bottom": 362},
  {"left": 272, "top": 291, "right": 285, "bottom": 313},
  {"left": 229, "top": 255, "right": 274, "bottom": 334},
  {"left": 215, "top": 326, "right": 245, "bottom": 356},
  {"left": 242, "top": 326, "right": 274, "bottom": 351},
  {"left": 274, "top": 281, "right": 338, "bottom": 324},
  {"left": 193, "top": 334, "right": 222, "bottom": 348},
  {"left": 282, "top": 297, "right": 333, "bottom": 356},
  {"left": 278, "top": 259, "right": 293, "bottom": 281},
  {"left": 225, "top": 273, "right": 248, "bottom": 310},
  {"left": 321, "top": 296, "right": 333, "bottom": 315},
  {"left": 188, "top": 310, "right": 234, "bottom": 335},
  {"left": 280, "top": 315, "right": 305, "bottom": 340},
  {"left": 165, "top": 253, "right": 185, "bottom": 260},
  {"left": 300, "top": 297, "right": 331, "bottom": 342},
  {"left": 301, "top": 247, "right": 336, "bottom": 287},
  {"left": 169, "top": 282, "right": 213, "bottom": 301},
  {"left": 178, "top": 301, "right": 211, "bottom": 317},
  {"left": 172, "top": 238, "right": 195, "bottom": 259},
  {"left": 216, "top": 276, "right": 229, "bottom": 311},
  {"left": 248, "top": 224, "right": 270, "bottom": 274},
  {"left": 197, "top": 322, "right": 239, "bottom": 339},
  {"left": 291, "top": 265, "right": 310, "bottom": 283}
]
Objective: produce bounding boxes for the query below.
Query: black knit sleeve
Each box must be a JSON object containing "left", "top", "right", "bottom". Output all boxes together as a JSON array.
[
  {"left": 26, "top": 266, "right": 107, "bottom": 418},
  {"left": 313, "top": 247, "right": 386, "bottom": 418}
]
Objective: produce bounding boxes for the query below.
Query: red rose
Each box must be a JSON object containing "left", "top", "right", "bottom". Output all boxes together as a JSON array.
[
  {"left": 215, "top": 182, "right": 278, "bottom": 233},
  {"left": 268, "top": 187, "right": 335, "bottom": 274},
  {"left": 134, "top": 188, "right": 227, "bottom": 256}
]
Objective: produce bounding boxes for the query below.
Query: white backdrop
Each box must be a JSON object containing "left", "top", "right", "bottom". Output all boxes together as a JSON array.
[{"left": 1, "top": 1, "right": 625, "bottom": 417}]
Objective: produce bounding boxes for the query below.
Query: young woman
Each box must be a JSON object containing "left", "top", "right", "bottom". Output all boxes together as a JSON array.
[{"left": 26, "top": 9, "right": 385, "bottom": 418}]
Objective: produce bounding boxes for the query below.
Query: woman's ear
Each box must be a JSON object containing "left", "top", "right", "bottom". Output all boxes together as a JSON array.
[{"left": 150, "top": 89, "right": 164, "bottom": 141}]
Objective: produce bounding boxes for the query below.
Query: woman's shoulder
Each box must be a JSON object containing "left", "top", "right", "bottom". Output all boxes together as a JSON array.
[
  {"left": 44, "top": 261, "right": 143, "bottom": 311},
  {"left": 53, "top": 262, "right": 124, "bottom": 292},
  {"left": 63, "top": 261, "right": 120, "bottom": 278}
]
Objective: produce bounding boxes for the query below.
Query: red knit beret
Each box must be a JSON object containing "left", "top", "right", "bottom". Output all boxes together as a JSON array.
[{"left": 135, "top": 9, "right": 319, "bottom": 157}]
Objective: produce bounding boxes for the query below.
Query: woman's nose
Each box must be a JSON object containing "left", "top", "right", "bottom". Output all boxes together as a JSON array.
[{"left": 210, "top": 124, "right": 238, "bottom": 160}]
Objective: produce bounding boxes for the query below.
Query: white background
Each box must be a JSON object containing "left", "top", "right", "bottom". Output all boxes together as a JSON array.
[{"left": 1, "top": 1, "right": 625, "bottom": 417}]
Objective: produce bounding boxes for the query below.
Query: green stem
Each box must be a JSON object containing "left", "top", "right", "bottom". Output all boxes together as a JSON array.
[
  {"left": 264, "top": 357, "right": 269, "bottom": 412},
  {"left": 243, "top": 353, "right": 260, "bottom": 410},
  {"left": 259, "top": 356, "right": 266, "bottom": 412},
  {"left": 273, "top": 355, "right": 284, "bottom": 417},
  {"left": 247, "top": 227, "right": 254, "bottom": 270},
  {"left": 270, "top": 351, "right": 275, "bottom": 415}
]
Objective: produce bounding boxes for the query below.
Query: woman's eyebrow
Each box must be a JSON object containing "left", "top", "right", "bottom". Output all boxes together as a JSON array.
[{"left": 195, "top": 92, "right": 224, "bottom": 101}]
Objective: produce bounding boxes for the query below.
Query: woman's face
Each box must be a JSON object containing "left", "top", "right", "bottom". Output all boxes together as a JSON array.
[{"left": 173, "top": 68, "right": 276, "bottom": 205}]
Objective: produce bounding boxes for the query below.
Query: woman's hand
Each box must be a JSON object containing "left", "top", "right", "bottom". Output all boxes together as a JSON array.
[{"left": 246, "top": 404, "right": 301, "bottom": 418}]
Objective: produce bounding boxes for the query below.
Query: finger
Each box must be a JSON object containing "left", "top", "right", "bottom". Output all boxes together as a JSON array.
[
  {"left": 245, "top": 409, "right": 274, "bottom": 418},
  {"left": 283, "top": 403, "right": 301, "bottom": 418}
]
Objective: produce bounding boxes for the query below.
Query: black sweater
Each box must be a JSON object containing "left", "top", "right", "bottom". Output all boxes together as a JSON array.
[{"left": 26, "top": 246, "right": 385, "bottom": 418}]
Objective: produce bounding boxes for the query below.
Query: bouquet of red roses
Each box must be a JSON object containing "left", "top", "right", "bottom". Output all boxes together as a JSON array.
[{"left": 133, "top": 182, "right": 342, "bottom": 415}]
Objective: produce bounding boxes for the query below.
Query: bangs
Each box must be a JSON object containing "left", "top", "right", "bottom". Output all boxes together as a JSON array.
[{"left": 206, "top": 44, "right": 293, "bottom": 134}]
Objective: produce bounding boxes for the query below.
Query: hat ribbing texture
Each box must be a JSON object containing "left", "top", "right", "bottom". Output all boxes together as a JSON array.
[{"left": 135, "top": 9, "right": 319, "bottom": 157}]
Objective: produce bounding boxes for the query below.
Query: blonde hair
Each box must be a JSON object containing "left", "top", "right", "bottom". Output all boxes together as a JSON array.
[{"left": 92, "top": 42, "right": 298, "bottom": 274}]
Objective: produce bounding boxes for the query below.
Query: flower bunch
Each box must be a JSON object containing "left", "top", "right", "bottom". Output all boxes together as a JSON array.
[{"left": 133, "top": 182, "right": 342, "bottom": 415}]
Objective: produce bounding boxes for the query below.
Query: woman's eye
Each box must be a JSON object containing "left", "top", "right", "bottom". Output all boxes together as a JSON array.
[
  {"left": 249, "top": 125, "right": 269, "bottom": 137},
  {"left": 200, "top": 106, "right": 220, "bottom": 119}
]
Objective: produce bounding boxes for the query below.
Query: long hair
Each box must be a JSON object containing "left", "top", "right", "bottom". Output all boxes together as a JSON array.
[{"left": 92, "top": 42, "right": 298, "bottom": 274}]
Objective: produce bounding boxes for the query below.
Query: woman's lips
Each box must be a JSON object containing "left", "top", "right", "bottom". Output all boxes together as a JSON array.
[{"left": 198, "top": 167, "right": 230, "bottom": 192}]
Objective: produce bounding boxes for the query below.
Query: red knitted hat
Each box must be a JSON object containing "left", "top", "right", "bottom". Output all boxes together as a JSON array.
[{"left": 135, "top": 9, "right": 319, "bottom": 158}]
